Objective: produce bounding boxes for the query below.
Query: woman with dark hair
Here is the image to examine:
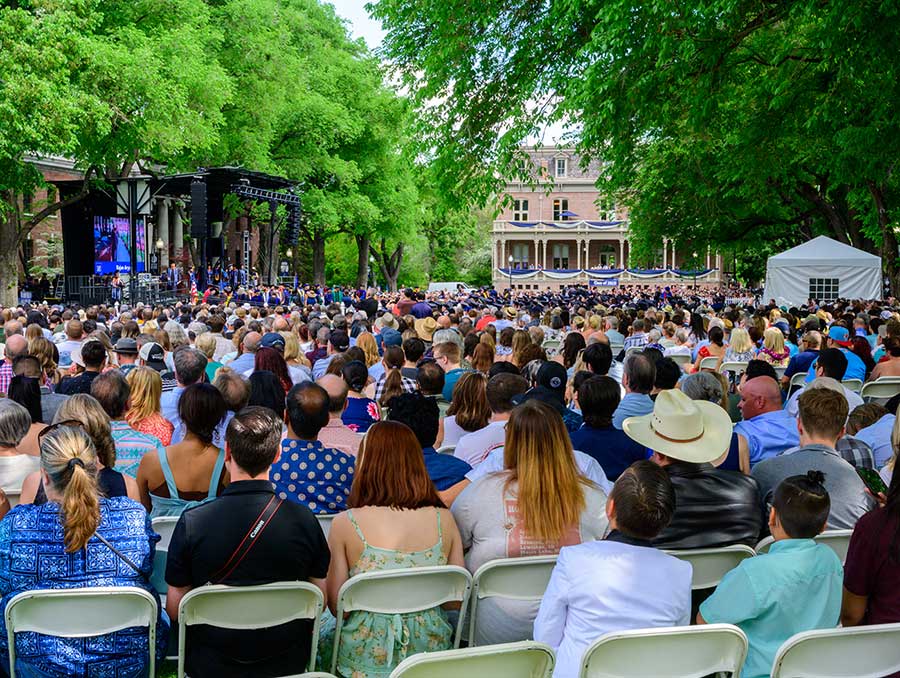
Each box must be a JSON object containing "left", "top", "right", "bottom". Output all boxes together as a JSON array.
[
  {"left": 849, "top": 335, "right": 876, "bottom": 379},
  {"left": 843, "top": 468, "right": 900, "bottom": 632},
  {"left": 248, "top": 370, "right": 287, "bottom": 420},
  {"left": 440, "top": 372, "right": 490, "bottom": 447},
  {"left": 255, "top": 346, "right": 292, "bottom": 393},
  {"left": 496, "top": 326, "right": 515, "bottom": 361},
  {"left": 691, "top": 325, "right": 726, "bottom": 373},
  {"left": 558, "top": 332, "right": 586, "bottom": 374},
  {"left": 136, "top": 383, "right": 228, "bottom": 518},
  {"left": 341, "top": 360, "right": 379, "bottom": 433},
  {"left": 688, "top": 312, "right": 707, "bottom": 345},
  {"left": 470, "top": 343, "right": 494, "bottom": 374},
  {"left": 7, "top": 375, "right": 45, "bottom": 456},
  {"left": 321, "top": 421, "right": 464, "bottom": 677}
]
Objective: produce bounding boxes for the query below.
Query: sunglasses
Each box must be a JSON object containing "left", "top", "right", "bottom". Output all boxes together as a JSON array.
[{"left": 38, "top": 420, "right": 84, "bottom": 444}]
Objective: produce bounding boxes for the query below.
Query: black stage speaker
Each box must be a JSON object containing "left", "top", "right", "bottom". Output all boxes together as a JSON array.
[
  {"left": 190, "top": 178, "right": 207, "bottom": 238},
  {"left": 206, "top": 236, "right": 224, "bottom": 259}
]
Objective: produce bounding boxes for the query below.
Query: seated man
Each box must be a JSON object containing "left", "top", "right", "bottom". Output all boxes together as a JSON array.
[
  {"left": 454, "top": 373, "right": 528, "bottom": 467},
  {"left": 570, "top": 376, "right": 650, "bottom": 481},
  {"left": 752, "top": 388, "right": 873, "bottom": 529},
  {"left": 611, "top": 352, "right": 656, "bottom": 429},
  {"left": 623, "top": 389, "right": 763, "bottom": 549},
  {"left": 698, "top": 471, "right": 843, "bottom": 678},
  {"left": 316, "top": 374, "right": 361, "bottom": 456},
  {"left": 387, "top": 391, "right": 471, "bottom": 503},
  {"left": 534, "top": 461, "right": 692, "bottom": 678},
  {"left": 785, "top": 348, "right": 863, "bottom": 418},
  {"left": 734, "top": 375, "right": 800, "bottom": 466},
  {"left": 166, "top": 406, "right": 329, "bottom": 677},
  {"left": 273, "top": 382, "right": 355, "bottom": 514}
]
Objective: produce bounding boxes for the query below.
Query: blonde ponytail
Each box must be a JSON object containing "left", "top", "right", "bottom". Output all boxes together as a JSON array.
[{"left": 39, "top": 426, "right": 101, "bottom": 553}]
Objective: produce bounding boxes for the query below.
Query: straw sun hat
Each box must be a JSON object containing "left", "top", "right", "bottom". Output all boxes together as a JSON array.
[{"left": 623, "top": 389, "right": 732, "bottom": 463}]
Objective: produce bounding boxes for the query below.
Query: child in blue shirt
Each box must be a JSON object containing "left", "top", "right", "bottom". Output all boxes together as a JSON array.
[{"left": 697, "top": 470, "right": 843, "bottom": 678}]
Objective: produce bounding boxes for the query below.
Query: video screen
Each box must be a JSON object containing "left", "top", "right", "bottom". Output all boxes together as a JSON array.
[{"left": 93, "top": 216, "right": 145, "bottom": 274}]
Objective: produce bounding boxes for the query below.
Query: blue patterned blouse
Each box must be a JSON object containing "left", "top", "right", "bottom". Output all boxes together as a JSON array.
[
  {"left": 272, "top": 439, "right": 355, "bottom": 514},
  {"left": 0, "top": 497, "right": 168, "bottom": 677}
]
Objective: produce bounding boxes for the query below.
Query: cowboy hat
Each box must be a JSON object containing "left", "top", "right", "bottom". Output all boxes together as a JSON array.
[
  {"left": 414, "top": 316, "right": 438, "bottom": 342},
  {"left": 375, "top": 312, "right": 398, "bottom": 331},
  {"left": 623, "top": 389, "right": 732, "bottom": 463}
]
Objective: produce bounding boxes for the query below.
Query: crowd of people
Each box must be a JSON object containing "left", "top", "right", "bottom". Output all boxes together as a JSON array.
[{"left": 0, "top": 282, "right": 898, "bottom": 677}]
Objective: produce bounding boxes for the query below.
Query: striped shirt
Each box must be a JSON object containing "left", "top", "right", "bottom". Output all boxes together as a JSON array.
[{"left": 110, "top": 420, "right": 165, "bottom": 478}]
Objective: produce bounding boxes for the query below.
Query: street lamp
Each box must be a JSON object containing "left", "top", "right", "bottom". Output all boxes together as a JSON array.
[
  {"left": 508, "top": 254, "right": 514, "bottom": 293},
  {"left": 154, "top": 238, "right": 164, "bottom": 276},
  {"left": 692, "top": 250, "right": 699, "bottom": 290},
  {"left": 369, "top": 255, "right": 377, "bottom": 289}
]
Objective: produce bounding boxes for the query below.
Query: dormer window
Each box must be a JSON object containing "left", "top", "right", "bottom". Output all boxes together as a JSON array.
[{"left": 555, "top": 158, "right": 567, "bottom": 177}]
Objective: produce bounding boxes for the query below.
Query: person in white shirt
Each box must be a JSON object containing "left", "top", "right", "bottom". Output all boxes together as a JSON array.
[
  {"left": 454, "top": 373, "right": 528, "bottom": 466},
  {"left": 534, "top": 460, "right": 692, "bottom": 677}
]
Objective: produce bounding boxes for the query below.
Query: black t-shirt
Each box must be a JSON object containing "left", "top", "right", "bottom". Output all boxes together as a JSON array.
[{"left": 166, "top": 480, "right": 330, "bottom": 677}]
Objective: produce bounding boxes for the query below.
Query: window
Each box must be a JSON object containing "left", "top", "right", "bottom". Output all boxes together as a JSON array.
[
  {"left": 552, "top": 244, "right": 570, "bottom": 269},
  {"left": 809, "top": 278, "right": 840, "bottom": 301},
  {"left": 555, "top": 158, "right": 567, "bottom": 177},
  {"left": 513, "top": 199, "right": 529, "bottom": 221},
  {"left": 512, "top": 243, "right": 530, "bottom": 269},
  {"left": 552, "top": 198, "right": 569, "bottom": 221}
]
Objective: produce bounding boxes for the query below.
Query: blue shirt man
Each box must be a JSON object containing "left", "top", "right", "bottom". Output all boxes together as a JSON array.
[
  {"left": 570, "top": 424, "right": 650, "bottom": 481},
  {"left": 422, "top": 446, "right": 472, "bottom": 490},
  {"left": 734, "top": 376, "right": 800, "bottom": 466},
  {"left": 611, "top": 393, "right": 654, "bottom": 430},
  {"left": 805, "top": 326, "right": 866, "bottom": 383}
]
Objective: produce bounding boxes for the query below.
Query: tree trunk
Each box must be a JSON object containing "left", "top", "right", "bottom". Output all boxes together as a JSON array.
[
  {"left": 370, "top": 238, "right": 403, "bottom": 292},
  {"left": 355, "top": 234, "right": 370, "bottom": 289},
  {"left": 0, "top": 206, "right": 19, "bottom": 307},
  {"left": 312, "top": 230, "right": 326, "bottom": 286},
  {"left": 868, "top": 181, "right": 899, "bottom": 297}
]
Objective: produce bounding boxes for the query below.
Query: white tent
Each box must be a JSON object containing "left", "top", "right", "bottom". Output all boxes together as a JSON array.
[{"left": 763, "top": 236, "right": 882, "bottom": 306}]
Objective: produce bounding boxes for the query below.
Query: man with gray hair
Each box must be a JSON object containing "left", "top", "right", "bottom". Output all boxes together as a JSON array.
[
  {"left": 0, "top": 335, "right": 28, "bottom": 394},
  {"left": 162, "top": 346, "right": 209, "bottom": 444},
  {"left": 226, "top": 331, "right": 261, "bottom": 375},
  {"left": 612, "top": 352, "right": 656, "bottom": 429}
]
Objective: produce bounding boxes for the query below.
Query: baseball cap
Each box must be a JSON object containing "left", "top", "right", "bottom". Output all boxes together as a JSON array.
[
  {"left": 330, "top": 329, "right": 350, "bottom": 351},
  {"left": 536, "top": 361, "right": 567, "bottom": 393},
  {"left": 827, "top": 325, "right": 853, "bottom": 347},
  {"left": 260, "top": 332, "right": 286, "bottom": 351},
  {"left": 113, "top": 337, "right": 138, "bottom": 355},
  {"left": 381, "top": 327, "right": 402, "bottom": 347},
  {"left": 139, "top": 342, "right": 167, "bottom": 370}
]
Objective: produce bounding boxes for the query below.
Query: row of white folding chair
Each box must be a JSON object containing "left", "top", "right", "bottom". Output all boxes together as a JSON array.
[
  {"left": 860, "top": 376, "right": 900, "bottom": 402},
  {"left": 668, "top": 353, "right": 692, "bottom": 368},
  {"left": 770, "top": 621, "right": 900, "bottom": 678},
  {"left": 436, "top": 445, "right": 457, "bottom": 455},
  {"left": 756, "top": 529, "right": 853, "bottom": 562},
  {"left": 4, "top": 586, "right": 159, "bottom": 678},
  {"left": 391, "top": 640, "right": 555, "bottom": 678}
]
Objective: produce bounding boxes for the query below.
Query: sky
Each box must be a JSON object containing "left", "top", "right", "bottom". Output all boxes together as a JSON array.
[{"left": 329, "top": 0, "right": 386, "bottom": 49}]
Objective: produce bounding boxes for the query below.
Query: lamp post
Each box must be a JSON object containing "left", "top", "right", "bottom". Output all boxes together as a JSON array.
[
  {"left": 369, "top": 255, "right": 377, "bottom": 289},
  {"left": 154, "top": 238, "right": 164, "bottom": 276},
  {"left": 692, "top": 250, "right": 699, "bottom": 290},
  {"left": 508, "top": 254, "right": 514, "bottom": 293}
]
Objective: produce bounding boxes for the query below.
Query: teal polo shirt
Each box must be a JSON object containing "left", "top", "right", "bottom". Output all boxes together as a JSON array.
[{"left": 700, "top": 539, "right": 843, "bottom": 678}]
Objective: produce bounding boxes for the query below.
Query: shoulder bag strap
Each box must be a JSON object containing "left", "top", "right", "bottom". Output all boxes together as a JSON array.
[
  {"left": 94, "top": 532, "right": 151, "bottom": 583},
  {"left": 209, "top": 495, "right": 283, "bottom": 584}
]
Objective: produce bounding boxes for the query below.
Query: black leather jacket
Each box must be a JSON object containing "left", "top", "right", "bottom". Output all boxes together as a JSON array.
[{"left": 652, "top": 461, "right": 764, "bottom": 550}]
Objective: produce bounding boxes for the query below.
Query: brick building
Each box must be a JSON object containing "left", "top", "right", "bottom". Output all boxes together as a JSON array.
[{"left": 491, "top": 146, "right": 723, "bottom": 290}]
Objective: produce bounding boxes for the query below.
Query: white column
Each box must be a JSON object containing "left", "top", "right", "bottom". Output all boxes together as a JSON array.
[
  {"left": 619, "top": 239, "right": 624, "bottom": 268},
  {"left": 662, "top": 238, "right": 668, "bottom": 269},
  {"left": 706, "top": 245, "right": 711, "bottom": 270},
  {"left": 156, "top": 199, "right": 169, "bottom": 268},
  {"left": 172, "top": 204, "right": 184, "bottom": 263},
  {"left": 576, "top": 239, "right": 581, "bottom": 270}
]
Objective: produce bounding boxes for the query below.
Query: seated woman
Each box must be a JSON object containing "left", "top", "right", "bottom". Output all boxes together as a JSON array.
[
  {"left": 341, "top": 360, "right": 379, "bottom": 433},
  {"left": 724, "top": 327, "right": 756, "bottom": 363},
  {"left": 136, "top": 383, "right": 227, "bottom": 518},
  {"left": 125, "top": 366, "right": 175, "bottom": 446},
  {"left": 0, "top": 425, "right": 167, "bottom": 677},
  {"left": 757, "top": 326, "right": 791, "bottom": 367},
  {"left": 451, "top": 400, "right": 609, "bottom": 646},
  {"left": 7, "top": 375, "right": 47, "bottom": 456},
  {"left": 321, "top": 421, "right": 464, "bottom": 678},
  {"left": 438, "top": 372, "right": 490, "bottom": 448},
  {"left": 691, "top": 325, "right": 726, "bottom": 372},
  {"left": 20, "top": 394, "right": 139, "bottom": 504},
  {"left": 0, "top": 400, "right": 39, "bottom": 492}
]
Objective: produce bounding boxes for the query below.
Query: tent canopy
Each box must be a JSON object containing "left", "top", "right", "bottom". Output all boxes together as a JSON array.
[{"left": 763, "top": 236, "right": 882, "bottom": 305}]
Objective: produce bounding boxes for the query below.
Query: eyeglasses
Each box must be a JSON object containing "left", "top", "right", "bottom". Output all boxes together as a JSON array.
[{"left": 38, "top": 420, "right": 84, "bottom": 444}]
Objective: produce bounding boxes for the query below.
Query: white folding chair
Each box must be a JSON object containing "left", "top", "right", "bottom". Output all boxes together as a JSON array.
[
  {"left": 152, "top": 516, "right": 179, "bottom": 551},
  {"left": 579, "top": 624, "right": 748, "bottom": 678},
  {"left": 436, "top": 445, "right": 457, "bottom": 456},
  {"left": 4, "top": 488, "right": 20, "bottom": 508},
  {"left": 719, "top": 361, "right": 749, "bottom": 376},
  {"left": 609, "top": 343, "right": 624, "bottom": 355},
  {"left": 774, "top": 365, "right": 787, "bottom": 380},
  {"left": 771, "top": 622, "right": 900, "bottom": 678},
  {"left": 699, "top": 356, "right": 720, "bottom": 371},
  {"left": 5, "top": 586, "right": 158, "bottom": 678},
  {"left": 317, "top": 513, "right": 336, "bottom": 538},
  {"left": 665, "top": 545, "right": 756, "bottom": 589},
  {"left": 150, "top": 516, "right": 179, "bottom": 600},
  {"left": 178, "top": 582, "right": 324, "bottom": 678},
  {"left": 390, "top": 640, "right": 555, "bottom": 678},
  {"left": 860, "top": 378, "right": 900, "bottom": 403},
  {"left": 468, "top": 555, "right": 557, "bottom": 646},
  {"left": 755, "top": 529, "right": 853, "bottom": 563},
  {"left": 669, "top": 353, "right": 692, "bottom": 368},
  {"left": 842, "top": 378, "right": 864, "bottom": 394},
  {"left": 790, "top": 372, "right": 808, "bottom": 390},
  {"left": 332, "top": 566, "right": 473, "bottom": 675}
]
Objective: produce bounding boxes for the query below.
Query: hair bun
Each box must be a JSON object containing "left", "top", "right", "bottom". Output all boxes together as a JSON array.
[{"left": 806, "top": 470, "right": 826, "bottom": 486}]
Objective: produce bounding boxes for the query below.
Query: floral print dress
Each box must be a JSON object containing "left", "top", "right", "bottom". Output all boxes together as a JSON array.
[{"left": 319, "top": 509, "right": 453, "bottom": 678}]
